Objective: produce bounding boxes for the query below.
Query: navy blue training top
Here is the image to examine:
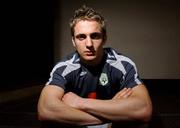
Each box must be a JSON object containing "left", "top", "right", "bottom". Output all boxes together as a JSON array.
[{"left": 46, "top": 48, "right": 143, "bottom": 99}]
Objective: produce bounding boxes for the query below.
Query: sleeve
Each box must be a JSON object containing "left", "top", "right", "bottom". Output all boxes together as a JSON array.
[
  {"left": 121, "top": 60, "right": 143, "bottom": 88},
  {"left": 46, "top": 66, "right": 67, "bottom": 90}
]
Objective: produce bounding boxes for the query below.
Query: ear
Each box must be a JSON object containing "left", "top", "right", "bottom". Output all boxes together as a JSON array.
[{"left": 72, "top": 37, "right": 76, "bottom": 47}]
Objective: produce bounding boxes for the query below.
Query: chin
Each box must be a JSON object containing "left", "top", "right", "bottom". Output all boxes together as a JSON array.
[{"left": 81, "top": 56, "right": 97, "bottom": 62}]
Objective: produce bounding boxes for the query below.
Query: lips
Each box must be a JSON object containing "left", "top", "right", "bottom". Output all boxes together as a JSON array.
[{"left": 84, "top": 51, "right": 94, "bottom": 56}]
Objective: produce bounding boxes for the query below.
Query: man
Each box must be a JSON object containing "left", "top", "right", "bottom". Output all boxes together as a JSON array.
[{"left": 37, "top": 5, "right": 152, "bottom": 128}]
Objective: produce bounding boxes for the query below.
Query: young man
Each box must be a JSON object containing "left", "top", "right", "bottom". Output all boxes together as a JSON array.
[{"left": 37, "top": 5, "right": 152, "bottom": 128}]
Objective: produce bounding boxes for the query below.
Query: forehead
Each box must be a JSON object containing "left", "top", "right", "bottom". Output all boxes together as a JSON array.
[{"left": 74, "top": 20, "right": 101, "bottom": 35}]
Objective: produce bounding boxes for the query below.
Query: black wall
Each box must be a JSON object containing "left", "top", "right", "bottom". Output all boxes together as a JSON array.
[{"left": 1, "top": 0, "right": 59, "bottom": 91}]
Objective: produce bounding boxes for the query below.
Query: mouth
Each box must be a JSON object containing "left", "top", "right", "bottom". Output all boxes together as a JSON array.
[{"left": 84, "top": 51, "right": 95, "bottom": 56}]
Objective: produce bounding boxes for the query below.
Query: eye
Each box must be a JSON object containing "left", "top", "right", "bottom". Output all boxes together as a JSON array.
[
  {"left": 75, "top": 34, "right": 86, "bottom": 41},
  {"left": 90, "top": 33, "right": 102, "bottom": 40}
]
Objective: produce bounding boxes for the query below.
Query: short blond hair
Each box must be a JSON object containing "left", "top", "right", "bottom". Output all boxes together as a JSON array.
[{"left": 69, "top": 5, "right": 107, "bottom": 41}]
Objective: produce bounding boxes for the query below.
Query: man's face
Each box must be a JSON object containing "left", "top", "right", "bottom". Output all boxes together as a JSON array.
[{"left": 72, "top": 20, "right": 105, "bottom": 65}]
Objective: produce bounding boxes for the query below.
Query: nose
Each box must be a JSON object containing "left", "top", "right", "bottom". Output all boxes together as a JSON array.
[{"left": 85, "top": 36, "right": 93, "bottom": 48}]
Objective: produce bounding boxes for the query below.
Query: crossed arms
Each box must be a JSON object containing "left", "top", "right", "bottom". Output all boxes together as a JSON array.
[{"left": 37, "top": 84, "right": 152, "bottom": 126}]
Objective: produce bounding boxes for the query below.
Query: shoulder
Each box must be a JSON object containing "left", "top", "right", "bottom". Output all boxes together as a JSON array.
[
  {"left": 51, "top": 51, "right": 81, "bottom": 76},
  {"left": 104, "top": 47, "right": 138, "bottom": 75},
  {"left": 104, "top": 47, "right": 136, "bottom": 66},
  {"left": 54, "top": 51, "right": 80, "bottom": 67}
]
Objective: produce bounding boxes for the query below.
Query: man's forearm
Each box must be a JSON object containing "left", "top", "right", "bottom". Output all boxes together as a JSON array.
[
  {"left": 38, "top": 101, "right": 104, "bottom": 126},
  {"left": 62, "top": 85, "right": 152, "bottom": 122},
  {"left": 37, "top": 85, "right": 104, "bottom": 126},
  {"left": 80, "top": 97, "right": 147, "bottom": 121},
  {"left": 79, "top": 85, "right": 152, "bottom": 122}
]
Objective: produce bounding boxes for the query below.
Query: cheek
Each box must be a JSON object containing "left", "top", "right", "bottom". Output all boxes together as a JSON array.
[
  {"left": 73, "top": 41, "right": 80, "bottom": 48},
  {"left": 74, "top": 43, "right": 84, "bottom": 51}
]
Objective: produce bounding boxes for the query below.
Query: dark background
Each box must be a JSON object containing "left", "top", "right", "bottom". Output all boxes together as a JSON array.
[{"left": 1, "top": 0, "right": 60, "bottom": 92}]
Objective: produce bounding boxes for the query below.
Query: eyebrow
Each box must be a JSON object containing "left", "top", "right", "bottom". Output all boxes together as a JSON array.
[
  {"left": 75, "top": 32, "right": 103, "bottom": 40},
  {"left": 75, "top": 32, "right": 102, "bottom": 37}
]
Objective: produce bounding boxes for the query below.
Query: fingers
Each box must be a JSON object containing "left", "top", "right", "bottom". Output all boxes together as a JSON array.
[
  {"left": 120, "top": 88, "right": 132, "bottom": 98},
  {"left": 113, "top": 88, "right": 132, "bottom": 99},
  {"left": 62, "top": 92, "right": 84, "bottom": 109}
]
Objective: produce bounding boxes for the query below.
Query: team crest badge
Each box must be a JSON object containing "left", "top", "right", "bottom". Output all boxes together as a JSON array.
[{"left": 99, "top": 73, "right": 108, "bottom": 86}]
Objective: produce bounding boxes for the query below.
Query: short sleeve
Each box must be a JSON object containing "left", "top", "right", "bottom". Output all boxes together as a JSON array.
[
  {"left": 46, "top": 66, "right": 67, "bottom": 90},
  {"left": 121, "top": 60, "right": 143, "bottom": 88}
]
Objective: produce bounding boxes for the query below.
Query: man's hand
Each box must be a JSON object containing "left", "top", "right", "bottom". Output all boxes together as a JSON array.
[
  {"left": 62, "top": 87, "right": 132, "bottom": 109},
  {"left": 112, "top": 88, "right": 132, "bottom": 99},
  {"left": 62, "top": 92, "right": 84, "bottom": 109}
]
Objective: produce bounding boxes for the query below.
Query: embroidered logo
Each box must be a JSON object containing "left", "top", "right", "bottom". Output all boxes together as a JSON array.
[{"left": 99, "top": 73, "right": 108, "bottom": 86}]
